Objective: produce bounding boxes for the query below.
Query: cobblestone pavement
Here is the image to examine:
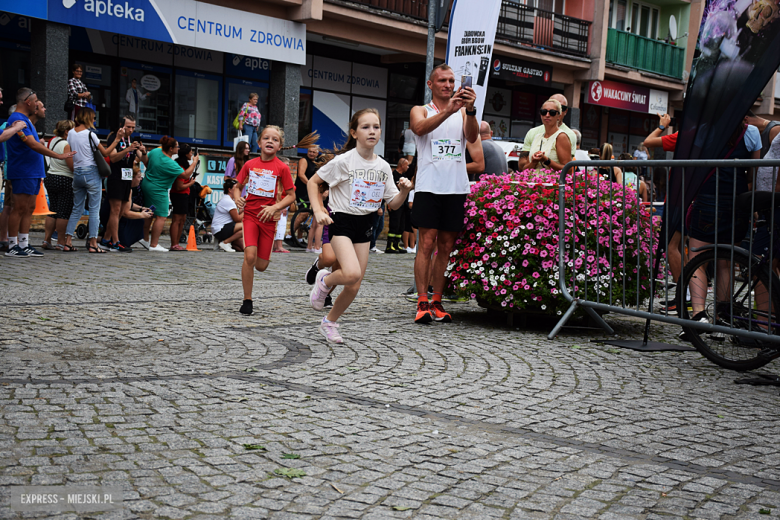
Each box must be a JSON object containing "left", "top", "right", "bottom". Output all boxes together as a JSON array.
[{"left": 2, "top": 235, "right": 780, "bottom": 519}]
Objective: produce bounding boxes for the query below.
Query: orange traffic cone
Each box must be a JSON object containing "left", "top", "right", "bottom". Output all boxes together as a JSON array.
[
  {"left": 186, "top": 225, "right": 200, "bottom": 251},
  {"left": 33, "top": 180, "right": 54, "bottom": 216}
]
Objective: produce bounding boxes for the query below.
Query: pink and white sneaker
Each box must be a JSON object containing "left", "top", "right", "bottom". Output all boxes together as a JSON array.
[
  {"left": 319, "top": 318, "right": 343, "bottom": 344},
  {"left": 310, "top": 269, "right": 331, "bottom": 310}
]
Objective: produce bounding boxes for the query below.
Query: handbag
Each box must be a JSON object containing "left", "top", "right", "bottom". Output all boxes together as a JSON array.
[
  {"left": 233, "top": 129, "right": 249, "bottom": 151},
  {"left": 89, "top": 131, "right": 112, "bottom": 178},
  {"left": 232, "top": 113, "right": 241, "bottom": 130},
  {"left": 64, "top": 98, "right": 74, "bottom": 114}
]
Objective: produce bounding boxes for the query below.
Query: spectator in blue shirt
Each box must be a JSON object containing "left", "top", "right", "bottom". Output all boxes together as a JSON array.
[{"left": 4, "top": 88, "right": 75, "bottom": 258}]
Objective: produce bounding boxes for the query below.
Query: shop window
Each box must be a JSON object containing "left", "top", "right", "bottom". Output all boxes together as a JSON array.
[
  {"left": 0, "top": 45, "right": 31, "bottom": 123},
  {"left": 119, "top": 62, "right": 171, "bottom": 139},
  {"left": 388, "top": 74, "right": 419, "bottom": 102},
  {"left": 224, "top": 78, "right": 269, "bottom": 147},
  {"left": 174, "top": 71, "right": 221, "bottom": 146},
  {"left": 386, "top": 101, "right": 414, "bottom": 164}
]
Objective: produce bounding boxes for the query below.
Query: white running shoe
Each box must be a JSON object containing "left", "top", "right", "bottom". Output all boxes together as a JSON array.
[
  {"left": 149, "top": 244, "right": 169, "bottom": 252},
  {"left": 407, "top": 247, "right": 417, "bottom": 253},
  {"left": 319, "top": 318, "right": 343, "bottom": 344},
  {"left": 310, "top": 269, "right": 331, "bottom": 310},
  {"left": 218, "top": 241, "right": 236, "bottom": 252},
  {"left": 138, "top": 239, "right": 151, "bottom": 250},
  {"left": 312, "top": 248, "right": 322, "bottom": 254}
]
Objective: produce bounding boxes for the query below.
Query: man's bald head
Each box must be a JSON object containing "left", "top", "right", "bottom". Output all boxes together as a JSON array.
[
  {"left": 551, "top": 93, "right": 568, "bottom": 109},
  {"left": 479, "top": 121, "right": 493, "bottom": 140}
]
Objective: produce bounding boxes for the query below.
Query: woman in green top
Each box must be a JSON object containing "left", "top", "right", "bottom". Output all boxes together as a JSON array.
[{"left": 142, "top": 136, "right": 186, "bottom": 252}]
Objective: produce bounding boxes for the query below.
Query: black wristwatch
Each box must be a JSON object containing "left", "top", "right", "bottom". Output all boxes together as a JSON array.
[
  {"left": 658, "top": 124, "right": 666, "bottom": 131},
  {"left": 465, "top": 108, "right": 477, "bottom": 116},
  {"left": 543, "top": 158, "right": 552, "bottom": 167}
]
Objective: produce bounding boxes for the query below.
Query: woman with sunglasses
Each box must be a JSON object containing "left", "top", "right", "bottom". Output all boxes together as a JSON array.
[{"left": 527, "top": 99, "right": 572, "bottom": 172}]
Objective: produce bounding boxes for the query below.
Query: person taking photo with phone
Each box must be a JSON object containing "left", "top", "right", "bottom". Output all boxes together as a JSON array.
[
  {"left": 102, "top": 115, "right": 149, "bottom": 252},
  {"left": 408, "top": 64, "right": 479, "bottom": 324}
]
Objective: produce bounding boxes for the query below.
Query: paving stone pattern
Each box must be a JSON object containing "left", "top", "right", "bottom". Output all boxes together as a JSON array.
[{"left": 2, "top": 236, "right": 780, "bottom": 519}]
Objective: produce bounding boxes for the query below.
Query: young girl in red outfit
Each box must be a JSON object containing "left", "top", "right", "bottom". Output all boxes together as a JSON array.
[{"left": 233, "top": 125, "right": 317, "bottom": 315}]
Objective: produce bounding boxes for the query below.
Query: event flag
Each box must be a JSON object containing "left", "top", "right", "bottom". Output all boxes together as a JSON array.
[
  {"left": 445, "top": 0, "right": 502, "bottom": 121},
  {"left": 668, "top": 0, "right": 780, "bottom": 235}
]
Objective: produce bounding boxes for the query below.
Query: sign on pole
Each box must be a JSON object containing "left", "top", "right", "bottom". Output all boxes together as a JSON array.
[{"left": 445, "top": 0, "right": 502, "bottom": 121}]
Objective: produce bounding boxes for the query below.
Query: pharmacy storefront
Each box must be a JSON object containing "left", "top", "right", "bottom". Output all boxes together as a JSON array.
[{"left": 0, "top": 0, "right": 305, "bottom": 148}]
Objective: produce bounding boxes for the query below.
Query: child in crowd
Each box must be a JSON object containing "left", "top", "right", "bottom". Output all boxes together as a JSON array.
[
  {"left": 233, "top": 126, "right": 318, "bottom": 315},
  {"left": 272, "top": 157, "right": 290, "bottom": 253},
  {"left": 307, "top": 108, "right": 413, "bottom": 343}
]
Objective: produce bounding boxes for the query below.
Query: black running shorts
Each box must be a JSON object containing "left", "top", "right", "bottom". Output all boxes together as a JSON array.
[
  {"left": 328, "top": 212, "right": 375, "bottom": 244},
  {"left": 411, "top": 192, "right": 467, "bottom": 233}
]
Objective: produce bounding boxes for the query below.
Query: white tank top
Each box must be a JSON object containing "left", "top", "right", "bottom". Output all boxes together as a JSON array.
[{"left": 413, "top": 102, "right": 470, "bottom": 195}]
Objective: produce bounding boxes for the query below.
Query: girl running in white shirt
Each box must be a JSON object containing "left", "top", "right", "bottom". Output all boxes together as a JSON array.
[{"left": 307, "top": 108, "right": 413, "bottom": 343}]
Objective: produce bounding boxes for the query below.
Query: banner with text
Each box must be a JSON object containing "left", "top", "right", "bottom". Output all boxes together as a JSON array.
[
  {"left": 490, "top": 56, "right": 552, "bottom": 87},
  {"left": 445, "top": 0, "right": 502, "bottom": 121},
  {"left": 587, "top": 80, "right": 668, "bottom": 114},
  {"left": 1, "top": 0, "right": 305, "bottom": 64}
]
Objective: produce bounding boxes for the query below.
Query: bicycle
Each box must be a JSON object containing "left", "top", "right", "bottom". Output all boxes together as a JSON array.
[
  {"left": 678, "top": 191, "right": 780, "bottom": 371},
  {"left": 287, "top": 201, "right": 312, "bottom": 249}
]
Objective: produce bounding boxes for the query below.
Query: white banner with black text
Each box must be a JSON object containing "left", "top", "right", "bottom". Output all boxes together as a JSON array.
[{"left": 445, "top": 0, "right": 502, "bottom": 121}]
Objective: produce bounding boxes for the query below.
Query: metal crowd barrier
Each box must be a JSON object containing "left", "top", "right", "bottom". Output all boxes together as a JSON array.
[{"left": 547, "top": 159, "right": 780, "bottom": 356}]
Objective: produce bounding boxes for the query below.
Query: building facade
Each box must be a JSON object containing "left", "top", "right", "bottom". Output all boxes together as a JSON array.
[{"left": 0, "top": 0, "right": 778, "bottom": 164}]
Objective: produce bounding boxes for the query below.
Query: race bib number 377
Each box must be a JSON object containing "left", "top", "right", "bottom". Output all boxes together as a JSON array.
[{"left": 432, "top": 139, "right": 462, "bottom": 162}]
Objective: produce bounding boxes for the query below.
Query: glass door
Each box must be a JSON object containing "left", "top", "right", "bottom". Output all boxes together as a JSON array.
[
  {"left": 223, "top": 78, "right": 269, "bottom": 148},
  {"left": 119, "top": 61, "right": 172, "bottom": 141},
  {"left": 174, "top": 70, "right": 222, "bottom": 147}
]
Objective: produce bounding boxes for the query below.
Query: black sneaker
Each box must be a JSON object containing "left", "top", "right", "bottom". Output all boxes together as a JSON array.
[
  {"left": 324, "top": 295, "right": 333, "bottom": 309},
  {"left": 4, "top": 245, "right": 29, "bottom": 258},
  {"left": 305, "top": 259, "right": 319, "bottom": 285},
  {"left": 239, "top": 299, "right": 254, "bottom": 316},
  {"left": 23, "top": 246, "right": 44, "bottom": 257},
  {"left": 113, "top": 242, "right": 133, "bottom": 253}
]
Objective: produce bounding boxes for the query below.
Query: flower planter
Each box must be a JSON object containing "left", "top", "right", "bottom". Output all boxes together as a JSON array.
[{"left": 447, "top": 170, "right": 659, "bottom": 317}]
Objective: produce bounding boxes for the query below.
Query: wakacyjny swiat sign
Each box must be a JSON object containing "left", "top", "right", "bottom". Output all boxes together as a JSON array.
[{"left": 1, "top": 0, "right": 307, "bottom": 65}]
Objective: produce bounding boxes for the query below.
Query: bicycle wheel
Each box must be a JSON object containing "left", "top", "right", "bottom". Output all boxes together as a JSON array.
[
  {"left": 292, "top": 208, "right": 311, "bottom": 247},
  {"left": 679, "top": 248, "right": 780, "bottom": 371}
]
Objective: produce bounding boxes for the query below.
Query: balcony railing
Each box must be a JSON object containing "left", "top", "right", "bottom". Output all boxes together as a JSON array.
[
  {"left": 606, "top": 28, "right": 685, "bottom": 79},
  {"left": 498, "top": 1, "right": 590, "bottom": 57},
  {"left": 329, "top": 0, "right": 430, "bottom": 20},
  {"left": 326, "top": 0, "right": 591, "bottom": 57}
]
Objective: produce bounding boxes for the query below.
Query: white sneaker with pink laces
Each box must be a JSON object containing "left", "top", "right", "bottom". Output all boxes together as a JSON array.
[
  {"left": 319, "top": 318, "right": 343, "bottom": 344},
  {"left": 310, "top": 269, "right": 331, "bottom": 310}
]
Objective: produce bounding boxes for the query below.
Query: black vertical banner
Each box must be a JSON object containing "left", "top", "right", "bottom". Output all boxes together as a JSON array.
[{"left": 667, "top": 0, "right": 780, "bottom": 234}]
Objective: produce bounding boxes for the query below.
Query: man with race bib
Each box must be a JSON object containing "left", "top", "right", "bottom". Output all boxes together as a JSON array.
[{"left": 409, "top": 64, "right": 479, "bottom": 324}]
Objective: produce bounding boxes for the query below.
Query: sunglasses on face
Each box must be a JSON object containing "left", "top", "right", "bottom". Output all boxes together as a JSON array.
[
  {"left": 560, "top": 105, "right": 568, "bottom": 112},
  {"left": 540, "top": 109, "right": 559, "bottom": 117}
]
